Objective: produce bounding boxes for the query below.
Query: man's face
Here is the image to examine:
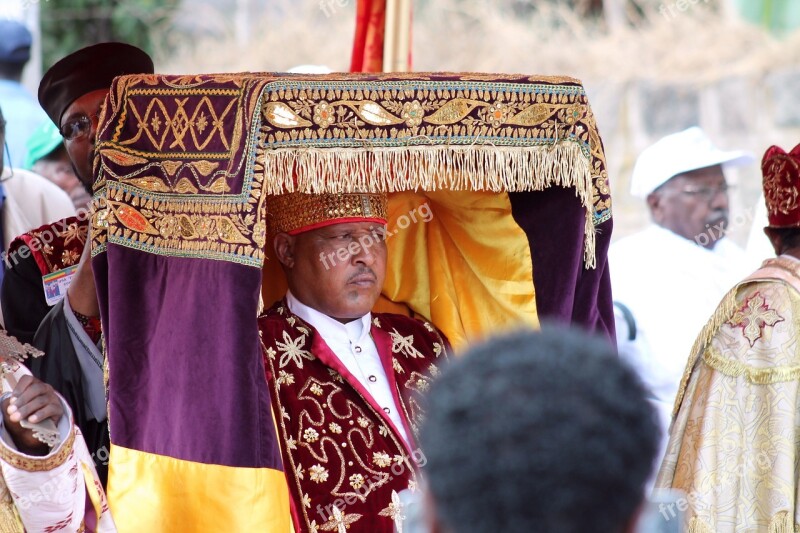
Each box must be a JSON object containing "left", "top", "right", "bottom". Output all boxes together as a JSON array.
[
  {"left": 276, "top": 221, "right": 387, "bottom": 322},
  {"left": 59, "top": 88, "right": 108, "bottom": 190},
  {"left": 647, "top": 165, "right": 729, "bottom": 249}
]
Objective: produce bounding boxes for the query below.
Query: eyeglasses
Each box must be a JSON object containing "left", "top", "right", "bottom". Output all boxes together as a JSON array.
[
  {"left": 677, "top": 184, "right": 733, "bottom": 201},
  {"left": 60, "top": 113, "right": 99, "bottom": 141}
]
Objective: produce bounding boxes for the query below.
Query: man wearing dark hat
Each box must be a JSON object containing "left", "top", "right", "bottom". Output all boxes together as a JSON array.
[
  {"left": 0, "top": 19, "right": 48, "bottom": 168},
  {"left": 1, "top": 42, "right": 154, "bottom": 487},
  {"left": 260, "top": 191, "right": 449, "bottom": 533},
  {"left": 656, "top": 143, "right": 800, "bottom": 531}
]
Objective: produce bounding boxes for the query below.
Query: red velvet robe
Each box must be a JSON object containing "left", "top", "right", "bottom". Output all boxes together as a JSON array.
[
  {"left": 258, "top": 300, "right": 449, "bottom": 532},
  {"left": 3, "top": 216, "right": 88, "bottom": 344}
]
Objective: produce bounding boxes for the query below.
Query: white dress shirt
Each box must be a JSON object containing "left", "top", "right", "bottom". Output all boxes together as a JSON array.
[{"left": 286, "top": 292, "right": 410, "bottom": 445}]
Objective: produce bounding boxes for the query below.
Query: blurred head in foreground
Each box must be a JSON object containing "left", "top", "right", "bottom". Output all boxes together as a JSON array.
[{"left": 420, "top": 327, "right": 660, "bottom": 533}]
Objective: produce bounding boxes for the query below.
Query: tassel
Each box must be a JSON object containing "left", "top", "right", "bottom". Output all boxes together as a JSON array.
[
  {"left": 768, "top": 511, "right": 797, "bottom": 533},
  {"left": 0, "top": 479, "right": 23, "bottom": 533},
  {"left": 687, "top": 517, "right": 715, "bottom": 533},
  {"left": 259, "top": 142, "right": 599, "bottom": 268}
]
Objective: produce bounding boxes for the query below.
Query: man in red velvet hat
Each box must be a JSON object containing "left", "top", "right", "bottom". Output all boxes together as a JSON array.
[
  {"left": 656, "top": 144, "right": 800, "bottom": 531},
  {"left": 260, "top": 190, "right": 449, "bottom": 533}
]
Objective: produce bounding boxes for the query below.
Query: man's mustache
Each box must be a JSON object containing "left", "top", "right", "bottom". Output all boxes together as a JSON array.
[{"left": 347, "top": 268, "right": 377, "bottom": 283}]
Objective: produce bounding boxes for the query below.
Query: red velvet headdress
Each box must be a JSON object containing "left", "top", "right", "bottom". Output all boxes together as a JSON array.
[{"left": 762, "top": 144, "right": 800, "bottom": 228}]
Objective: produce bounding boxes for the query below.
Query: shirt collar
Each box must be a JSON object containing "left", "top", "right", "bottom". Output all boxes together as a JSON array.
[{"left": 286, "top": 291, "right": 372, "bottom": 344}]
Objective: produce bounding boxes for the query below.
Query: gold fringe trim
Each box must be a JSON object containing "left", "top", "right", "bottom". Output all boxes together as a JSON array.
[
  {"left": 672, "top": 285, "right": 740, "bottom": 417},
  {"left": 260, "top": 142, "right": 598, "bottom": 268},
  {"left": 687, "top": 517, "right": 715, "bottom": 533},
  {"left": 769, "top": 511, "right": 799, "bottom": 533},
  {"left": 704, "top": 346, "right": 800, "bottom": 384},
  {"left": 0, "top": 503, "right": 22, "bottom": 533},
  {"left": 0, "top": 476, "right": 22, "bottom": 533}
]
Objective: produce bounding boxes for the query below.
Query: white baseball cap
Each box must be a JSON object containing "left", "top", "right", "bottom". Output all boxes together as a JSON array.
[{"left": 629, "top": 127, "right": 754, "bottom": 198}]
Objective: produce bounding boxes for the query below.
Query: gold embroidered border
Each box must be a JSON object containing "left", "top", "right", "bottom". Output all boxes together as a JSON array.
[
  {"left": 268, "top": 192, "right": 388, "bottom": 234},
  {"left": 93, "top": 74, "right": 264, "bottom": 267},
  {"left": 94, "top": 73, "right": 611, "bottom": 268},
  {"left": 0, "top": 427, "right": 75, "bottom": 472}
]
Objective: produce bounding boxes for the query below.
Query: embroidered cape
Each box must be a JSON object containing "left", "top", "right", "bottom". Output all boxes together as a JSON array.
[
  {"left": 657, "top": 256, "right": 800, "bottom": 532},
  {"left": 259, "top": 300, "right": 448, "bottom": 533}
]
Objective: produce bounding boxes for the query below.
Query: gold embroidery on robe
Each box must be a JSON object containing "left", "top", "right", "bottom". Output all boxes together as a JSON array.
[{"left": 657, "top": 258, "right": 800, "bottom": 531}]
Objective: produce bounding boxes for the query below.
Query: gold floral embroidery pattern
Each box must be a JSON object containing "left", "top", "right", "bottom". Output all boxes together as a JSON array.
[
  {"left": 762, "top": 152, "right": 800, "bottom": 217},
  {"left": 390, "top": 329, "right": 425, "bottom": 359},
  {"left": 95, "top": 73, "right": 610, "bottom": 269},
  {"left": 728, "top": 292, "right": 784, "bottom": 346},
  {"left": 309, "top": 464, "right": 329, "bottom": 483},
  {"left": 378, "top": 490, "right": 404, "bottom": 523},
  {"left": 320, "top": 505, "right": 362, "bottom": 532},
  {"left": 276, "top": 330, "right": 315, "bottom": 369},
  {"left": 292, "top": 378, "right": 393, "bottom": 503},
  {"left": 261, "top": 306, "right": 449, "bottom": 532},
  {"left": 372, "top": 452, "right": 392, "bottom": 468},
  {"left": 93, "top": 76, "right": 263, "bottom": 266},
  {"left": 112, "top": 89, "right": 239, "bottom": 156},
  {"left": 25, "top": 219, "right": 88, "bottom": 273},
  {"left": 257, "top": 76, "right": 611, "bottom": 240}
]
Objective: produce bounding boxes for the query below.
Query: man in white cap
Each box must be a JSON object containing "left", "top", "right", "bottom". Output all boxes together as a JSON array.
[{"left": 609, "top": 127, "right": 753, "bottom": 461}]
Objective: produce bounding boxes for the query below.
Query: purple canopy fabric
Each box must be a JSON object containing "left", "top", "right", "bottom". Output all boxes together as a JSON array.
[{"left": 91, "top": 71, "right": 614, "bottom": 527}]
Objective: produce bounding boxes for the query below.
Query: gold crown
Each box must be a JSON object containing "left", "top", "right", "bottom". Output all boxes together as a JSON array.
[{"left": 267, "top": 192, "right": 388, "bottom": 235}]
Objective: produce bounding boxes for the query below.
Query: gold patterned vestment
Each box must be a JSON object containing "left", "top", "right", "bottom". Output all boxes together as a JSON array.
[{"left": 656, "top": 255, "right": 800, "bottom": 532}]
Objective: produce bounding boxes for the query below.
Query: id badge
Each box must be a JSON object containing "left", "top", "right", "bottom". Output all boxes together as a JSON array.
[{"left": 42, "top": 265, "right": 78, "bottom": 306}]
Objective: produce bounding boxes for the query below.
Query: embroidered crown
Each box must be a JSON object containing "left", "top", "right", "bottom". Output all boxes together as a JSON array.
[
  {"left": 267, "top": 192, "right": 388, "bottom": 235},
  {"left": 762, "top": 144, "right": 800, "bottom": 228}
]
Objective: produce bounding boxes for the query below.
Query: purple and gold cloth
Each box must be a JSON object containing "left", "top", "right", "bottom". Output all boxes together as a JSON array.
[{"left": 91, "top": 72, "right": 613, "bottom": 529}]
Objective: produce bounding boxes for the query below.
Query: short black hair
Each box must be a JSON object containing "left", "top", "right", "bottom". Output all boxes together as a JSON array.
[{"left": 420, "top": 327, "right": 660, "bottom": 533}]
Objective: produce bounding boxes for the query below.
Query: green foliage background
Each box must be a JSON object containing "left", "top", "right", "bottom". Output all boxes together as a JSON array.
[{"left": 40, "top": 0, "right": 180, "bottom": 69}]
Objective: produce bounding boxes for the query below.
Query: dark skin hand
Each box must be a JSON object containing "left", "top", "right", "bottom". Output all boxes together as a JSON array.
[
  {"left": 2, "top": 375, "right": 64, "bottom": 456},
  {"left": 66, "top": 232, "right": 99, "bottom": 317}
]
